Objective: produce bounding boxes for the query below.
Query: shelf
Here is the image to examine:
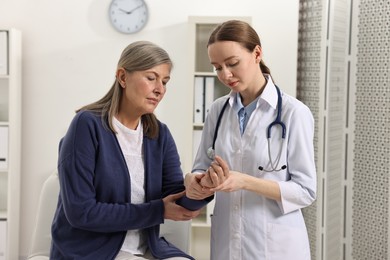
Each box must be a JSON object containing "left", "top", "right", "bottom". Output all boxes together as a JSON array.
[
  {"left": 194, "top": 71, "right": 216, "bottom": 77},
  {"left": 0, "top": 28, "right": 22, "bottom": 260},
  {"left": 0, "top": 210, "right": 6, "bottom": 220},
  {"left": 191, "top": 221, "right": 211, "bottom": 228},
  {"left": 193, "top": 124, "right": 203, "bottom": 130}
]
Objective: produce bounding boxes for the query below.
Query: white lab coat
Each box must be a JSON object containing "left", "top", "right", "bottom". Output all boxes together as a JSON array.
[{"left": 192, "top": 77, "right": 317, "bottom": 260}]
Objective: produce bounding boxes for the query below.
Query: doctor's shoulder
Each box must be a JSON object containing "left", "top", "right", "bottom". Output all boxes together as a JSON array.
[
  {"left": 203, "top": 94, "right": 231, "bottom": 128},
  {"left": 210, "top": 94, "right": 231, "bottom": 112},
  {"left": 282, "top": 93, "right": 315, "bottom": 122}
]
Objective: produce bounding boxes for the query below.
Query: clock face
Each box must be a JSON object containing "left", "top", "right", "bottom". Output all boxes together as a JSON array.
[{"left": 109, "top": 0, "right": 149, "bottom": 34}]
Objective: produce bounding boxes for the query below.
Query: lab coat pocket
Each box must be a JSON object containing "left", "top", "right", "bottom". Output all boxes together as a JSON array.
[{"left": 266, "top": 223, "right": 310, "bottom": 260}]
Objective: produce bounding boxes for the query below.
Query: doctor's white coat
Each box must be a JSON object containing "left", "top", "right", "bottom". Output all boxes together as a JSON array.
[{"left": 192, "top": 78, "right": 317, "bottom": 260}]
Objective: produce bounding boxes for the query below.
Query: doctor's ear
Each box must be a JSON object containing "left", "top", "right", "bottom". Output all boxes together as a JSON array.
[{"left": 254, "top": 45, "right": 262, "bottom": 62}]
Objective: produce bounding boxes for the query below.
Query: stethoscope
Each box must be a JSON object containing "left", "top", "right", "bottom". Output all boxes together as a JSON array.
[{"left": 206, "top": 85, "right": 287, "bottom": 172}]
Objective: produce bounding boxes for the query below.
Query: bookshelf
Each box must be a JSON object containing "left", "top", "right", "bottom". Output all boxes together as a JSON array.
[{"left": 0, "top": 28, "right": 22, "bottom": 260}]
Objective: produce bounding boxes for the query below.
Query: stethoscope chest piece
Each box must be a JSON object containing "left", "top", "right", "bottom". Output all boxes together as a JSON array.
[{"left": 207, "top": 147, "right": 215, "bottom": 160}]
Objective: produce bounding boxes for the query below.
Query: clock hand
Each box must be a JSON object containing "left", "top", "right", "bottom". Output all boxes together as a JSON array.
[
  {"left": 118, "top": 8, "right": 130, "bottom": 14},
  {"left": 126, "top": 4, "right": 144, "bottom": 14},
  {"left": 117, "top": 5, "right": 143, "bottom": 15}
]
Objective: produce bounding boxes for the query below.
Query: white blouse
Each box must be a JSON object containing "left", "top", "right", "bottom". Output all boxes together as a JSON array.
[{"left": 113, "top": 117, "right": 147, "bottom": 255}]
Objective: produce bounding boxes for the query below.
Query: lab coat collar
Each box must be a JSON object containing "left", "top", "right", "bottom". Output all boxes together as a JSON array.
[
  {"left": 227, "top": 74, "right": 278, "bottom": 110},
  {"left": 259, "top": 74, "right": 278, "bottom": 110}
]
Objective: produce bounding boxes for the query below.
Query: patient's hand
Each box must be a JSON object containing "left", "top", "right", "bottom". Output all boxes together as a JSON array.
[
  {"left": 200, "top": 156, "right": 230, "bottom": 189},
  {"left": 200, "top": 173, "right": 215, "bottom": 188},
  {"left": 184, "top": 172, "right": 213, "bottom": 199}
]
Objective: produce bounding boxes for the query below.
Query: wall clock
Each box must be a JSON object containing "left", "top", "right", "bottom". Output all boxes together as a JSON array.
[{"left": 109, "top": 0, "right": 149, "bottom": 34}]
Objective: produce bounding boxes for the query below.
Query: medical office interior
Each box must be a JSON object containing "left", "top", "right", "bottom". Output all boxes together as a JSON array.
[{"left": 0, "top": 0, "right": 388, "bottom": 259}]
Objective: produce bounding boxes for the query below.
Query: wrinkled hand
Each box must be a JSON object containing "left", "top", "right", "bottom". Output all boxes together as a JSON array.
[
  {"left": 184, "top": 173, "right": 214, "bottom": 199},
  {"left": 162, "top": 191, "right": 201, "bottom": 221},
  {"left": 200, "top": 156, "right": 230, "bottom": 188}
]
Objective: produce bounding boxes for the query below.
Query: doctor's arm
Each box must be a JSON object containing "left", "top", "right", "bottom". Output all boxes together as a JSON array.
[
  {"left": 276, "top": 105, "right": 317, "bottom": 214},
  {"left": 206, "top": 156, "right": 282, "bottom": 202}
]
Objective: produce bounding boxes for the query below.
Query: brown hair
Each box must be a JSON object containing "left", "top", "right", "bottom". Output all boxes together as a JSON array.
[
  {"left": 77, "top": 41, "right": 173, "bottom": 138},
  {"left": 207, "top": 20, "right": 271, "bottom": 75}
]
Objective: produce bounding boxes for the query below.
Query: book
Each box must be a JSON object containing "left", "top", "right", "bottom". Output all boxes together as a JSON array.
[{"left": 193, "top": 76, "right": 205, "bottom": 124}]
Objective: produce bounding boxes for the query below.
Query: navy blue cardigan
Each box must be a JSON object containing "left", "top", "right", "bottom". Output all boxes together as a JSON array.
[{"left": 50, "top": 111, "right": 210, "bottom": 259}]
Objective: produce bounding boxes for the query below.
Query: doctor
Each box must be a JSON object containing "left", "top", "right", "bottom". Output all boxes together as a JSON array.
[{"left": 185, "top": 20, "right": 317, "bottom": 260}]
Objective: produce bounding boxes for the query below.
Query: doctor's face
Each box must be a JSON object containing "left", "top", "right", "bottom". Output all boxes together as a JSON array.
[{"left": 208, "top": 41, "right": 261, "bottom": 93}]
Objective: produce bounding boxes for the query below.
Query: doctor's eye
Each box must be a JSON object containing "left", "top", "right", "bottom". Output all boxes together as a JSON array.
[{"left": 227, "top": 61, "right": 239, "bottom": 67}]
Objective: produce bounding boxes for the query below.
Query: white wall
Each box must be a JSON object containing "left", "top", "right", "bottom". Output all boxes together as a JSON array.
[{"left": 0, "top": 0, "right": 299, "bottom": 257}]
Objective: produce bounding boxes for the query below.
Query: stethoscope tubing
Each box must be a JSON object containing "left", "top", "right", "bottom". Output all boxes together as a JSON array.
[{"left": 208, "top": 85, "right": 287, "bottom": 172}]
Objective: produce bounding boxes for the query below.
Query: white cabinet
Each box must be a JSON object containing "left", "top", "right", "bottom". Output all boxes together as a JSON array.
[
  {"left": 187, "top": 16, "right": 251, "bottom": 260},
  {"left": 0, "top": 28, "right": 22, "bottom": 260}
]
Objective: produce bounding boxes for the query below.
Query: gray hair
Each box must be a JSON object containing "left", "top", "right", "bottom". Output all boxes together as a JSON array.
[{"left": 77, "top": 41, "right": 173, "bottom": 138}]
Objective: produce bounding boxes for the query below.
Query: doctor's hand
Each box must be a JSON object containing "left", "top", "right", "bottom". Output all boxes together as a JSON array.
[
  {"left": 200, "top": 156, "right": 230, "bottom": 188},
  {"left": 162, "top": 191, "right": 201, "bottom": 221},
  {"left": 184, "top": 172, "right": 214, "bottom": 200},
  {"left": 209, "top": 171, "right": 247, "bottom": 193}
]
